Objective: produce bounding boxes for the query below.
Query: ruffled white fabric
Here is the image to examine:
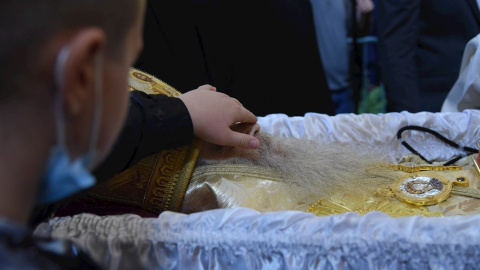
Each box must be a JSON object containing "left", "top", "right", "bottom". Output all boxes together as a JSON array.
[
  {"left": 34, "top": 110, "right": 480, "bottom": 269},
  {"left": 35, "top": 209, "right": 480, "bottom": 270},
  {"left": 258, "top": 110, "right": 480, "bottom": 162}
]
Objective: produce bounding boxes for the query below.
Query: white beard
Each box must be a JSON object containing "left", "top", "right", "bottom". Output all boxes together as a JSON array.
[{"left": 195, "top": 132, "right": 392, "bottom": 199}]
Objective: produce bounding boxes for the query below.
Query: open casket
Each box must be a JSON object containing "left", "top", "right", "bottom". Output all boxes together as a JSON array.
[
  {"left": 30, "top": 41, "right": 480, "bottom": 269},
  {"left": 33, "top": 105, "right": 480, "bottom": 269}
]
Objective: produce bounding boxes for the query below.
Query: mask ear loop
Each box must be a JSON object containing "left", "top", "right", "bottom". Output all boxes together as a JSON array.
[
  {"left": 53, "top": 46, "right": 70, "bottom": 149},
  {"left": 53, "top": 46, "right": 103, "bottom": 170}
]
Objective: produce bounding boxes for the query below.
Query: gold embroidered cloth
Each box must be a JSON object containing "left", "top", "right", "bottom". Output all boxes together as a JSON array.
[
  {"left": 182, "top": 155, "right": 480, "bottom": 218},
  {"left": 85, "top": 68, "right": 480, "bottom": 218},
  {"left": 86, "top": 68, "right": 202, "bottom": 214}
]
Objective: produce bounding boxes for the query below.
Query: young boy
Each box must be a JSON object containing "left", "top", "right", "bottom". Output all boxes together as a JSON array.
[{"left": 0, "top": 0, "right": 259, "bottom": 268}]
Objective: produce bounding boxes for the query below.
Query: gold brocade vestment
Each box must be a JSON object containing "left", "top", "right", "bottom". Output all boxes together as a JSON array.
[
  {"left": 86, "top": 68, "right": 202, "bottom": 214},
  {"left": 86, "top": 68, "right": 480, "bottom": 218}
]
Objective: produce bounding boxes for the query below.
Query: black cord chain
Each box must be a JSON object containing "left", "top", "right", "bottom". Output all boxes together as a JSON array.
[{"left": 396, "top": 125, "right": 478, "bottom": 166}]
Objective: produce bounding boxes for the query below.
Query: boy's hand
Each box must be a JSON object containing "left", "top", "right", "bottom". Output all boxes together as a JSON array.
[{"left": 179, "top": 85, "right": 260, "bottom": 149}]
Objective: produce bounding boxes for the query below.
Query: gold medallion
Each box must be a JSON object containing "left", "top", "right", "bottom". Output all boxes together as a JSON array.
[{"left": 391, "top": 172, "right": 452, "bottom": 206}]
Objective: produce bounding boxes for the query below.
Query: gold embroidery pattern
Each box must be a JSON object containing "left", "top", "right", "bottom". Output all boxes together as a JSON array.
[
  {"left": 87, "top": 155, "right": 158, "bottom": 206},
  {"left": 129, "top": 68, "right": 180, "bottom": 96},
  {"left": 146, "top": 139, "right": 202, "bottom": 213},
  {"left": 382, "top": 164, "right": 462, "bottom": 173},
  {"left": 192, "top": 164, "right": 282, "bottom": 182},
  {"left": 86, "top": 68, "right": 202, "bottom": 214},
  {"left": 306, "top": 192, "right": 443, "bottom": 217},
  {"left": 306, "top": 156, "right": 480, "bottom": 218}
]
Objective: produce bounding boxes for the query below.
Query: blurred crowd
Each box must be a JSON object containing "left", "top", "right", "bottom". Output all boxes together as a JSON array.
[{"left": 136, "top": 0, "right": 480, "bottom": 116}]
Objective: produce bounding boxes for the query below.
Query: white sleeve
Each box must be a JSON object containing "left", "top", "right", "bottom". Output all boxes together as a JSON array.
[{"left": 441, "top": 34, "right": 480, "bottom": 112}]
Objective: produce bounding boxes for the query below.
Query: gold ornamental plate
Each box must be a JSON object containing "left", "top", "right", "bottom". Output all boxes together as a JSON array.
[{"left": 391, "top": 172, "right": 452, "bottom": 206}]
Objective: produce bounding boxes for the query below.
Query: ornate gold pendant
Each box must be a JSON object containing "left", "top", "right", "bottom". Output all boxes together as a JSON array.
[{"left": 391, "top": 172, "right": 468, "bottom": 206}]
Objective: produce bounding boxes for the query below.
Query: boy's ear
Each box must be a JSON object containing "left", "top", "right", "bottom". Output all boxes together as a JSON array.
[{"left": 62, "top": 28, "right": 106, "bottom": 115}]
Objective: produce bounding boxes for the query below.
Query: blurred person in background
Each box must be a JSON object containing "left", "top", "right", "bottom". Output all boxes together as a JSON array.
[
  {"left": 310, "top": 0, "right": 375, "bottom": 114},
  {"left": 377, "top": 0, "right": 480, "bottom": 112}
]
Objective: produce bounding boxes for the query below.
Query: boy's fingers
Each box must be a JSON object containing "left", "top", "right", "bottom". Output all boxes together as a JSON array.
[{"left": 226, "top": 132, "right": 260, "bottom": 149}]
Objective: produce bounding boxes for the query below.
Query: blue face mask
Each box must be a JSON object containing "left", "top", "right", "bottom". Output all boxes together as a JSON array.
[{"left": 37, "top": 46, "right": 104, "bottom": 205}]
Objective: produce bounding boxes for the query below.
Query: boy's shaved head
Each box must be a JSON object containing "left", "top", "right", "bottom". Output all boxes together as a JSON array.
[{"left": 0, "top": 0, "right": 142, "bottom": 98}]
